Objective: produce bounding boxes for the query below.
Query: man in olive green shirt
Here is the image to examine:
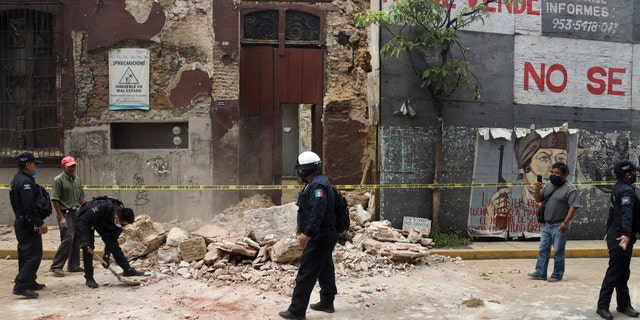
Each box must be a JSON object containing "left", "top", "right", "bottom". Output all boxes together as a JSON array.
[{"left": 50, "top": 156, "right": 85, "bottom": 277}]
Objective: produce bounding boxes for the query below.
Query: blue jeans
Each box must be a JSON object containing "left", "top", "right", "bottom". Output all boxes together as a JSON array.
[{"left": 534, "top": 222, "right": 571, "bottom": 279}]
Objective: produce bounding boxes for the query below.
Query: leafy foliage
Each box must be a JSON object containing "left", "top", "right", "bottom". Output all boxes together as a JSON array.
[
  {"left": 356, "top": 0, "right": 516, "bottom": 231},
  {"left": 429, "top": 227, "right": 471, "bottom": 248},
  {"left": 355, "top": 0, "right": 511, "bottom": 99}
]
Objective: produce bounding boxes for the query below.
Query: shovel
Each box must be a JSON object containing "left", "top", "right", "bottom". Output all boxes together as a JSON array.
[{"left": 91, "top": 251, "right": 141, "bottom": 286}]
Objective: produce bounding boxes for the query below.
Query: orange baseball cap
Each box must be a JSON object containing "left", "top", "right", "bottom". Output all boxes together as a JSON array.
[{"left": 61, "top": 156, "right": 77, "bottom": 167}]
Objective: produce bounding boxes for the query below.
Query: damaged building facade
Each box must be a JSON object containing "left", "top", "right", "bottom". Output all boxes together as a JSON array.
[
  {"left": 2, "top": 0, "right": 638, "bottom": 241},
  {"left": 0, "top": 0, "right": 375, "bottom": 224},
  {"left": 374, "top": 0, "right": 640, "bottom": 239}
]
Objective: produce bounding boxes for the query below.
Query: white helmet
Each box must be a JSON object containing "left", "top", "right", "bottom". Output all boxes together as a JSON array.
[{"left": 295, "top": 151, "right": 321, "bottom": 174}]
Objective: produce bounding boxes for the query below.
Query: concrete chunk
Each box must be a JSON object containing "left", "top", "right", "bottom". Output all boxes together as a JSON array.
[
  {"left": 166, "top": 227, "right": 190, "bottom": 247},
  {"left": 269, "top": 237, "right": 302, "bottom": 264},
  {"left": 243, "top": 203, "right": 297, "bottom": 242},
  {"left": 179, "top": 236, "right": 207, "bottom": 262}
]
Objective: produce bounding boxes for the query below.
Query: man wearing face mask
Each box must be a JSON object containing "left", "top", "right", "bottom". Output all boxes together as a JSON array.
[
  {"left": 527, "top": 162, "right": 580, "bottom": 283},
  {"left": 596, "top": 160, "right": 640, "bottom": 320},
  {"left": 76, "top": 197, "right": 144, "bottom": 288},
  {"left": 279, "top": 151, "right": 339, "bottom": 320},
  {"left": 9, "top": 152, "right": 48, "bottom": 298}
]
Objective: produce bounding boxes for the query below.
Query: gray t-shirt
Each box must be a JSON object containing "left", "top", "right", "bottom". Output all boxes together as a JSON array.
[{"left": 541, "top": 181, "right": 581, "bottom": 222}]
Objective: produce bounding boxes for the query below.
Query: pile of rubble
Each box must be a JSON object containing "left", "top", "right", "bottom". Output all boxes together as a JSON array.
[{"left": 119, "top": 193, "right": 448, "bottom": 294}]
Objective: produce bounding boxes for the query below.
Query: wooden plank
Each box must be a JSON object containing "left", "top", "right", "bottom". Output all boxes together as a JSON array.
[
  {"left": 287, "top": 49, "right": 303, "bottom": 102},
  {"left": 240, "top": 46, "right": 263, "bottom": 114}
]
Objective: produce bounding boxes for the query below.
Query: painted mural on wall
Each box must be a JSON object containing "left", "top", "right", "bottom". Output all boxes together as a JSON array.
[
  {"left": 575, "top": 130, "right": 631, "bottom": 193},
  {"left": 468, "top": 125, "right": 578, "bottom": 239},
  {"left": 373, "top": 0, "right": 640, "bottom": 238}
]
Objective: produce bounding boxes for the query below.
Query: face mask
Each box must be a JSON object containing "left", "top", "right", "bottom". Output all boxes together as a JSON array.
[
  {"left": 114, "top": 216, "right": 123, "bottom": 228},
  {"left": 30, "top": 168, "right": 38, "bottom": 176},
  {"left": 630, "top": 175, "right": 637, "bottom": 184},
  {"left": 297, "top": 171, "right": 307, "bottom": 182},
  {"left": 549, "top": 175, "right": 564, "bottom": 186}
]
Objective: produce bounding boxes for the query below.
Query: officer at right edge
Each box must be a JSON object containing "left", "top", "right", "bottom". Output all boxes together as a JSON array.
[{"left": 597, "top": 160, "right": 640, "bottom": 320}]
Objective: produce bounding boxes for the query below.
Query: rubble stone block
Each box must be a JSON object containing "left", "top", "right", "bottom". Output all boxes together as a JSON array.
[
  {"left": 352, "top": 204, "right": 372, "bottom": 226},
  {"left": 213, "top": 240, "right": 258, "bottom": 257},
  {"left": 179, "top": 236, "right": 207, "bottom": 262},
  {"left": 203, "top": 248, "right": 222, "bottom": 265},
  {"left": 243, "top": 203, "right": 297, "bottom": 242},
  {"left": 406, "top": 228, "right": 422, "bottom": 244},
  {"left": 166, "top": 227, "right": 190, "bottom": 247},
  {"left": 157, "top": 246, "right": 181, "bottom": 263},
  {"left": 361, "top": 238, "right": 429, "bottom": 262},
  {"left": 269, "top": 237, "right": 302, "bottom": 264}
]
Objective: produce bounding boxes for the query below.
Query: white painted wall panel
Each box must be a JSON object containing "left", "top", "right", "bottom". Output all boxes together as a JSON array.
[
  {"left": 632, "top": 44, "right": 640, "bottom": 109},
  {"left": 463, "top": 0, "right": 541, "bottom": 35},
  {"left": 514, "top": 35, "right": 633, "bottom": 109},
  {"left": 380, "top": 0, "right": 543, "bottom": 35}
]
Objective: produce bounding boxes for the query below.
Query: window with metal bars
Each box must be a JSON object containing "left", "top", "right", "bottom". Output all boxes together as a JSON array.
[
  {"left": 241, "top": 8, "right": 324, "bottom": 47},
  {"left": 0, "top": 2, "right": 62, "bottom": 158}
]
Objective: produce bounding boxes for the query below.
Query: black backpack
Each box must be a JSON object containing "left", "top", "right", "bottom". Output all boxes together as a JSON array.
[
  {"left": 91, "top": 195, "right": 124, "bottom": 207},
  {"left": 34, "top": 184, "right": 52, "bottom": 219},
  {"left": 332, "top": 186, "right": 350, "bottom": 233},
  {"left": 77, "top": 196, "right": 124, "bottom": 218},
  {"left": 92, "top": 195, "right": 124, "bottom": 213}
]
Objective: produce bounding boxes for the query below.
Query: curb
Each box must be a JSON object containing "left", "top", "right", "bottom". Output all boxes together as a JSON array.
[
  {"left": 430, "top": 248, "right": 640, "bottom": 260},
  {"left": 1, "top": 248, "right": 634, "bottom": 261},
  {"left": 0, "top": 250, "right": 103, "bottom": 260}
]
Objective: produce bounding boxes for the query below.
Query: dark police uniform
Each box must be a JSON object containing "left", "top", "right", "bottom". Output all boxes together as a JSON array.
[
  {"left": 9, "top": 170, "right": 45, "bottom": 292},
  {"left": 597, "top": 180, "right": 640, "bottom": 310},
  {"left": 286, "top": 172, "right": 339, "bottom": 316},
  {"left": 76, "top": 199, "right": 134, "bottom": 280}
]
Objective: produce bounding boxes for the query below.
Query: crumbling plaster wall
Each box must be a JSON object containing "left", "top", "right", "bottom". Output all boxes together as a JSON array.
[
  {"left": 68, "top": 0, "right": 221, "bottom": 222},
  {"left": 0, "top": 0, "right": 374, "bottom": 224},
  {"left": 323, "top": 0, "right": 375, "bottom": 184}
]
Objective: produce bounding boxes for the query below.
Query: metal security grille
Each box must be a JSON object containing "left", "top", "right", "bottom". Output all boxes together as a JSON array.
[
  {"left": 0, "top": 1, "right": 62, "bottom": 157},
  {"left": 242, "top": 9, "right": 323, "bottom": 47},
  {"left": 285, "top": 10, "right": 319, "bottom": 41},
  {"left": 243, "top": 10, "right": 279, "bottom": 40}
]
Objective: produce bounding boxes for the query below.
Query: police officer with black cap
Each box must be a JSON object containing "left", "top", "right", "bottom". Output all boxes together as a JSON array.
[
  {"left": 9, "top": 152, "right": 48, "bottom": 298},
  {"left": 597, "top": 159, "right": 640, "bottom": 320},
  {"left": 76, "top": 197, "right": 144, "bottom": 288},
  {"left": 279, "top": 151, "right": 339, "bottom": 320}
]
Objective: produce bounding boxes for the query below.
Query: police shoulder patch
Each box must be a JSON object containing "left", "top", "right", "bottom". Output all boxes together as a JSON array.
[
  {"left": 314, "top": 189, "right": 325, "bottom": 198},
  {"left": 621, "top": 196, "right": 632, "bottom": 205}
]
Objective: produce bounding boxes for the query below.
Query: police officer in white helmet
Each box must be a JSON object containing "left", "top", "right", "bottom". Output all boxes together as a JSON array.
[{"left": 279, "top": 151, "right": 339, "bottom": 319}]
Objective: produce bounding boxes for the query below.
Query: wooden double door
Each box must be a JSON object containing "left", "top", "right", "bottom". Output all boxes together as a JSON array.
[{"left": 239, "top": 46, "right": 324, "bottom": 203}]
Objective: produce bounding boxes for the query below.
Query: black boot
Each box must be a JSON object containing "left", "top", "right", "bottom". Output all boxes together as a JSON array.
[
  {"left": 596, "top": 308, "right": 613, "bottom": 320},
  {"left": 122, "top": 268, "right": 144, "bottom": 277},
  {"left": 85, "top": 278, "right": 99, "bottom": 288},
  {"left": 310, "top": 301, "right": 335, "bottom": 313},
  {"left": 278, "top": 310, "right": 305, "bottom": 319}
]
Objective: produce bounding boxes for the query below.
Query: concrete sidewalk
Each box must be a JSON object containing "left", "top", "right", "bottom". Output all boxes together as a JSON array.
[
  {"left": 431, "top": 239, "right": 619, "bottom": 260},
  {"left": 0, "top": 225, "right": 105, "bottom": 260},
  {"left": 0, "top": 225, "right": 622, "bottom": 260},
  {"left": 0, "top": 236, "right": 619, "bottom": 260}
]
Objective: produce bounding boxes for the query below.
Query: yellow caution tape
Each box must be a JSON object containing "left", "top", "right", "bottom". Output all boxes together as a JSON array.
[{"left": 0, "top": 180, "right": 616, "bottom": 190}]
